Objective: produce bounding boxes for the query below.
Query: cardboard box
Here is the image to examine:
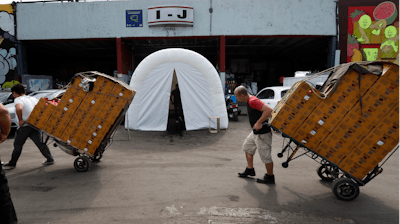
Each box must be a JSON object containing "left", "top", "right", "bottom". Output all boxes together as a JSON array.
[
  {"left": 269, "top": 104, "right": 307, "bottom": 137},
  {"left": 338, "top": 157, "right": 371, "bottom": 180},
  {"left": 338, "top": 70, "right": 379, "bottom": 95},
  {"left": 340, "top": 110, "right": 375, "bottom": 137},
  {"left": 89, "top": 117, "right": 113, "bottom": 137},
  {"left": 382, "top": 63, "right": 399, "bottom": 83},
  {"left": 371, "top": 77, "right": 399, "bottom": 101},
  {"left": 323, "top": 132, "right": 357, "bottom": 153},
  {"left": 355, "top": 143, "right": 390, "bottom": 162},
  {"left": 332, "top": 122, "right": 366, "bottom": 147},
  {"left": 78, "top": 130, "right": 103, "bottom": 155},
  {"left": 350, "top": 103, "right": 391, "bottom": 125},
  {"left": 65, "top": 86, "right": 87, "bottom": 99},
  {"left": 326, "top": 89, "right": 358, "bottom": 112},
  {"left": 375, "top": 109, "right": 399, "bottom": 140},
  {"left": 347, "top": 148, "right": 380, "bottom": 171},
  {"left": 359, "top": 127, "right": 399, "bottom": 152},
  {"left": 362, "top": 88, "right": 398, "bottom": 113},
  {"left": 27, "top": 98, "right": 56, "bottom": 129},
  {"left": 308, "top": 98, "right": 348, "bottom": 131},
  {"left": 80, "top": 93, "right": 107, "bottom": 114},
  {"left": 69, "top": 108, "right": 95, "bottom": 131},
  {"left": 284, "top": 82, "right": 321, "bottom": 116},
  {"left": 92, "top": 75, "right": 115, "bottom": 95},
  {"left": 109, "top": 84, "right": 135, "bottom": 100},
  {"left": 292, "top": 117, "right": 330, "bottom": 150},
  {"left": 69, "top": 76, "right": 84, "bottom": 89},
  {"left": 314, "top": 142, "right": 348, "bottom": 164}
]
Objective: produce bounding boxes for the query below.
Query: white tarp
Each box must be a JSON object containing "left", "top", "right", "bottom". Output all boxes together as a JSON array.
[{"left": 126, "top": 48, "right": 228, "bottom": 131}]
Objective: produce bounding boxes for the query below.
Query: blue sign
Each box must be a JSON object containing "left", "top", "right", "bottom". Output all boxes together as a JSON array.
[{"left": 126, "top": 10, "right": 142, "bottom": 27}]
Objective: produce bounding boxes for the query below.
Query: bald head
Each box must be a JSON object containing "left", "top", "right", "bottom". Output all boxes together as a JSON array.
[
  {"left": 235, "top": 85, "right": 248, "bottom": 96},
  {"left": 234, "top": 85, "right": 250, "bottom": 102}
]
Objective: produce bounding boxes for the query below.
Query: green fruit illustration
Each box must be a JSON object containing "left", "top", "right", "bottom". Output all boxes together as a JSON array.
[
  {"left": 357, "top": 15, "right": 372, "bottom": 42},
  {"left": 359, "top": 15, "right": 372, "bottom": 29},
  {"left": 384, "top": 25, "right": 397, "bottom": 38},
  {"left": 362, "top": 48, "right": 378, "bottom": 61}
]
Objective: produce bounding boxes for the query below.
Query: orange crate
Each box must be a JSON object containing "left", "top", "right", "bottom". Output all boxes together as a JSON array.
[
  {"left": 92, "top": 76, "right": 115, "bottom": 95},
  {"left": 309, "top": 98, "right": 349, "bottom": 131},
  {"left": 65, "top": 86, "right": 87, "bottom": 99},
  {"left": 355, "top": 143, "right": 390, "bottom": 162},
  {"left": 314, "top": 142, "right": 348, "bottom": 164},
  {"left": 338, "top": 70, "right": 379, "bottom": 96},
  {"left": 347, "top": 148, "right": 380, "bottom": 171},
  {"left": 269, "top": 104, "right": 307, "bottom": 137},
  {"left": 382, "top": 63, "right": 399, "bottom": 83},
  {"left": 371, "top": 77, "right": 399, "bottom": 101},
  {"left": 326, "top": 89, "right": 358, "bottom": 112},
  {"left": 362, "top": 88, "right": 398, "bottom": 113},
  {"left": 350, "top": 103, "right": 392, "bottom": 125},
  {"left": 109, "top": 84, "right": 135, "bottom": 100},
  {"left": 359, "top": 127, "right": 399, "bottom": 152},
  {"left": 323, "top": 132, "right": 357, "bottom": 152},
  {"left": 292, "top": 117, "right": 330, "bottom": 150},
  {"left": 339, "top": 110, "right": 375, "bottom": 136},
  {"left": 338, "top": 157, "right": 371, "bottom": 180},
  {"left": 285, "top": 82, "right": 321, "bottom": 116}
]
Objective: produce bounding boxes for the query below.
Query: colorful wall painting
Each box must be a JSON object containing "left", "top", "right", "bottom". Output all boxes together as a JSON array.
[
  {"left": 0, "top": 4, "right": 17, "bottom": 91},
  {"left": 347, "top": 1, "right": 399, "bottom": 63}
]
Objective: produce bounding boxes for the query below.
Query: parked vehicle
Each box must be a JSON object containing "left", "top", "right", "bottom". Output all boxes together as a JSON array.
[
  {"left": 226, "top": 91, "right": 240, "bottom": 121},
  {"left": 6, "top": 89, "right": 66, "bottom": 129},
  {"left": 283, "top": 71, "right": 329, "bottom": 89},
  {"left": 0, "top": 91, "right": 14, "bottom": 105},
  {"left": 256, "top": 86, "right": 291, "bottom": 110}
]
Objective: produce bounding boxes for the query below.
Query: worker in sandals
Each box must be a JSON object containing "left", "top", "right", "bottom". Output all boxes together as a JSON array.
[{"left": 234, "top": 85, "right": 275, "bottom": 184}]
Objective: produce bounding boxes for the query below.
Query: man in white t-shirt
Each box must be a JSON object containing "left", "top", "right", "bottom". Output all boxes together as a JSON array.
[{"left": 3, "top": 84, "right": 54, "bottom": 169}]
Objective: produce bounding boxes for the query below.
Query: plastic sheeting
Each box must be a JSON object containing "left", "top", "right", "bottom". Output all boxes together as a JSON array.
[{"left": 126, "top": 48, "right": 228, "bottom": 131}]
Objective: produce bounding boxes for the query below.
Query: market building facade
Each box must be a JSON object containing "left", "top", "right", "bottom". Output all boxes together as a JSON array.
[{"left": 2, "top": 0, "right": 340, "bottom": 93}]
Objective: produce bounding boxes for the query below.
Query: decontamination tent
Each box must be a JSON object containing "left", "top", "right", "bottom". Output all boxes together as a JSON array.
[{"left": 126, "top": 48, "right": 229, "bottom": 131}]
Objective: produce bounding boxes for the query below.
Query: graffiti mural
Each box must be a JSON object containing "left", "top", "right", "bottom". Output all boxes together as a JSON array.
[
  {"left": 347, "top": 1, "right": 399, "bottom": 63},
  {"left": 0, "top": 4, "right": 16, "bottom": 91}
]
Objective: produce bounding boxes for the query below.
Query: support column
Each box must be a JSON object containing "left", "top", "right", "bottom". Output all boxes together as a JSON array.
[
  {"left": 219, "top": 35, "right": 226, "bottom": 93},
  {"left": 116, "top": 38, "right": 123, "bottom": 76},
  {"left": 116, "top": 38, "right": 133, "bottom": 83}
]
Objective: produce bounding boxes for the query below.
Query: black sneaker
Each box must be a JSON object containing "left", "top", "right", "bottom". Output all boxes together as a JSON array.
[
  {"left": 42, "top": 160, "right": 54, "bottom": 166},
  {"left": 2, "top": 162, "right": 16, "bottom": 169},
  {"left": 257, "top": 174, "right": 275, "bottom": 184},
  {"left": 238, "top": 168, "right": 255, "bottom": 177}
]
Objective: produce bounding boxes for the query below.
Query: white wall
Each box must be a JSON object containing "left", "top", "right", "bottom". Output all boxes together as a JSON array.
[{"left": 16, "top": 0, "right": 336, "bottom": 40}]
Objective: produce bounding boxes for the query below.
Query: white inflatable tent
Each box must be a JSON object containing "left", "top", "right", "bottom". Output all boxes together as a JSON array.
[{"left": 126, "top": 48, "right": 229, "bottom": 131}]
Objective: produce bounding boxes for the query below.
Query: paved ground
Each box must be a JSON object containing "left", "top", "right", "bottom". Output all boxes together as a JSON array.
[{"left": 0, "top": 115, "right": 398, "bottom": 224}]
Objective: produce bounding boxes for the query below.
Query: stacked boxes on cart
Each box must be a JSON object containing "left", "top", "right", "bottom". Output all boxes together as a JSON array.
[
  {"left": 27, "top": 75, "right": 135, "bottom": 155},
  {"left": 269, "top": 63, "right": 399, "bottom": 180}
]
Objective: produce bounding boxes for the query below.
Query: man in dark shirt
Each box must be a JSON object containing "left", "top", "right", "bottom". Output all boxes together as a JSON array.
[
  {"left": 234, "top": 85, "right": 275, "bottom": 184},
  {"left": 171, "top": 84, "right": 183, "bottom": 121},
  {"left": 0, "top": 103, "right": 18, "bottom": 223}
]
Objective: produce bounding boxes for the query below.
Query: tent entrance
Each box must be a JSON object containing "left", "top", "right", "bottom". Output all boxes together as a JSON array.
[{"left": 167, "top": 70, "right": 186, "bottom": 133}]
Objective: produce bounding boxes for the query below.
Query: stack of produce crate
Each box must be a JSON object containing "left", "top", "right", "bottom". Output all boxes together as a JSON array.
[
  {"left": 269, "top": 62, "right": 399, "bottom": 180},
  {"left": 27, "top": 72, "right": 135, "bottom": 156}
]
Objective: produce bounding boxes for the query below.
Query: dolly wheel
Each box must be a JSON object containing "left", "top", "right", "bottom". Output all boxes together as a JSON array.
[
  {"left": 92, "top": 151, "right": 103, "bottom": 162},
  {"left": 317, "top": 164, "right": 335, "bottom": 181},
  {"left": 74, "top": 156, "right": 90, "bottom": 172},
  {"left": 277, "top": 153, "right": 283, "bottom": 158},
  {"left": 282, "top": 162, "right": 289, "bottom": 168},
  {"left": 332, "top": 178, "right": 360, "bottom": 201}
]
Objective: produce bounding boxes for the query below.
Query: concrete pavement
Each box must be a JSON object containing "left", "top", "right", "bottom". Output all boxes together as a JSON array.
[{"left": 0, "top": 116, "right": 398, "bottom": 224}]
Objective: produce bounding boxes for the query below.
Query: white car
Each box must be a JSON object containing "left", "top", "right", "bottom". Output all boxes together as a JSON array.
[
  {"left": 6, "top": 89, "right": 66, "bottom": 129},
  {"left": 256, "top": 86, "right": 291, "bottom": 109}
]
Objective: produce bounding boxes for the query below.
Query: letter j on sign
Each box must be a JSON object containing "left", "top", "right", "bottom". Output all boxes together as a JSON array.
[{"left": 126, "top": 10, "right": 143, "bottom": 27}]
